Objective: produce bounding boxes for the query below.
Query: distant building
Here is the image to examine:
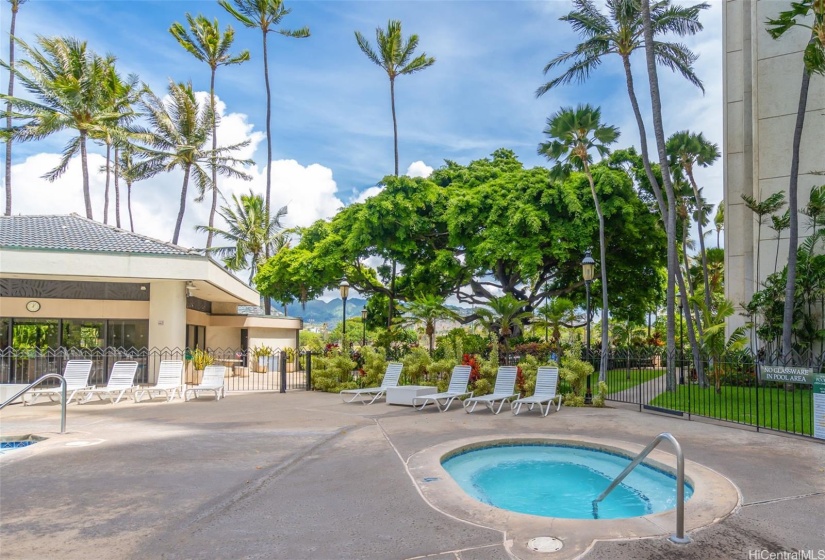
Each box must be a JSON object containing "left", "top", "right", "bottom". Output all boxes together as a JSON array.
[{"left": 723, "top": 1, "right": 824, "bottom": 330}]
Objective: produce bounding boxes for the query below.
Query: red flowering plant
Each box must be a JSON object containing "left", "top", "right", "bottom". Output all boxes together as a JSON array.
[
  {"left": 515, "top": 366, "right": 527, "bottom": 397},
  {"left": 462, "top": 353, "right": 481, "bottom": 387}
]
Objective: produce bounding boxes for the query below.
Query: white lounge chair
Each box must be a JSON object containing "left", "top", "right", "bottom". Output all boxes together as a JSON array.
[
  {"left": 412, "top": 365, "right": 472, "bottom": 412},
  {"left": 134, "top": 360, "right": 184, "bottom": 402},
  {"left": 512, "top": 366, "right": 563, "bottom": 416},
  {"left": 79, "top": 361, "right": 139, "bottom": 404},
  {"left": 463, "top": 366, "right": 519, "bottom": 414},
  {"left": 340, "top": 362, "right": 403, "bottom": 405},
  {"left": 24, "top": 359, "right": 93, "bottom": 406},
  {"left": 184, "top": 365, "right": 226, "bottom": 401}
]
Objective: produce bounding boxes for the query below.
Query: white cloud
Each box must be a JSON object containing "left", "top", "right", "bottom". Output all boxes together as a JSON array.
[
  {"left": 406, "top": 161, "right": 433, "bottom": 178},
  {"left": 351, "top": 185, "right": 384, "bottom": 204},
  {"left": 7, "top": 93, "right": 344, "bottom": 250}
]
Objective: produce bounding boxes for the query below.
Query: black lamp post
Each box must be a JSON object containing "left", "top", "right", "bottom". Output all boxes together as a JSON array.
[
  {"left": 582, "top": 250, "right": 595, "bottom": 405},
  {"left": 361, "top": 307, "right": 367, "bottom": 346},
  {"left": 340, "top": 279, "right": 349, "bottom": 351},
  {"left": 679, "top": 300, "right": 685, "bottom": 384}
]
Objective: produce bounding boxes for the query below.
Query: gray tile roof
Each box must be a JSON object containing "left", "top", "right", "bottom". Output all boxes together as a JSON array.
[{"left": 0, "top": 214, "right": 200, "bottom": 256}]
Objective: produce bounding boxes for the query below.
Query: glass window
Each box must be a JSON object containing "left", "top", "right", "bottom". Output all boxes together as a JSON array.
[
  {"left": 12, "top": 319, "right": 59, "bottom": 350},
  {"left": 107, "top": 320, "right": 148, "bottom": 350},
  {"left": 186, "top": 324, "right": 206, "bottom": 350},
  {"left": 0, "top": 318, "right": 9, "bottom": 349},
  {"left": 62, "top": 319, "right": 105, "bottom": 349}
]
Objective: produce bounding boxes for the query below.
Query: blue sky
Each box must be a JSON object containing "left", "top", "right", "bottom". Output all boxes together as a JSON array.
[{"left": 1, "top": 0, "right": 723, "bottom": 251}]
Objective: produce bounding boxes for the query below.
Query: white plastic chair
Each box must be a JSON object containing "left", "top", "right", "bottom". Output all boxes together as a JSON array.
[
  {"left": 184, "top": 365, "right": 226, "bottom": 401},
  {"left": 79, "top": 361, "right": 138, "bottom": 404},
  {"left": 412, "top": 365, "right": 472, "bottom": 412},
  {"left": 340, "top": 362, "right": 403, "bottom": 405},
  {"left": 134, "top": 360, "right": 184, "bottom": 402},
  {"left": 512, "top": 366, "right": 562, "bottom": 416},
  {"left": 24, "top": 360, "right": 93, "bottom": 406},
  {"left": 463, "top": 366, "right": 519, "bottom": 414}
]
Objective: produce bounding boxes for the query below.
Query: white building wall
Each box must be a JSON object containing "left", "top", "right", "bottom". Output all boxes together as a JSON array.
[
  {"left": 724, "top": 0, "right": 825, "bottom": 332},
  {"left": 148, "top": 281, "right": 187, "bottom": 350}
]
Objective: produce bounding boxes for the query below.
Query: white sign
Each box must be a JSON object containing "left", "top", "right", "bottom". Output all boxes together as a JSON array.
[{"left": 814, "top": 374, "right": 825, "bottom": 441}]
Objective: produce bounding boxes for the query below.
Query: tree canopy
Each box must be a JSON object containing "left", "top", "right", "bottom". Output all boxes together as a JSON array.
[{"left": 255, "top": 149, "right": 666, "bottom": 323}]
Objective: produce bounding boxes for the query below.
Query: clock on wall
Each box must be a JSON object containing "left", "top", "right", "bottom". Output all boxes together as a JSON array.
[{"left": 26, "top": 300, "right": 41, "bottom": 312}]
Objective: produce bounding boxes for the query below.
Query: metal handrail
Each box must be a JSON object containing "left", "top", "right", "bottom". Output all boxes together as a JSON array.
[
  {"left": 0, "top": 374, "right": 67, "bottom": 434},
  {"left": 592, "top": 432, "right": 689, "bottom": 544}
]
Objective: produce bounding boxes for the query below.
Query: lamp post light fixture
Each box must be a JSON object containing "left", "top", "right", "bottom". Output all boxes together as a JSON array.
[
  {"left": 581, "top": 250, "right": 595, "bottom": 405},
  {"left": 361, "top": 307, "right": 367, "bottom": 347},
  {"left": 340, "top": 279, "right": 350, "bottom": 351}
]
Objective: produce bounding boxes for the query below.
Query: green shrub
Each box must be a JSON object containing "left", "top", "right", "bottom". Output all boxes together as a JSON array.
[
  {"left": 360, "top": 346, "right": 388, "bottom": 387},
  {"left": 592, "top": 381, "right": 609, "bottom": 407},
  {"left": 310, "top": 353, "right": 356, "bottom": 392},
  {"left": 402, "top": 347, "right": 431, "bottom": 384},
  {"left": 559, "top": 347, "right": 593, "bottom": 406},
  {"left": 473, "top": 378, "right": 492, "bottom": 396}
]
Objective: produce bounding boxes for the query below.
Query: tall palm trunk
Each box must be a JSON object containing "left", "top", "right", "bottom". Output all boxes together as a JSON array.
[
  {"left": 113, "top": 145, "right": 121, "bottom": 228},
  {"left": 622, "top": 51, "right": 706, "bottom": 387},
  {"left": 584, "top": 163, "right": 609, "bottom": 381},
  {"left": 103, "top": 143, "right": 111, "bottom": 224},
  {"left": 390, "top": 77, "right": 399, "bottom": 177},
  {"left": 173, "top": 164, "right": 192, "bottom": 245},
  {"left": 127, "top": 179, "right": 134, "bottom": 232},
  {"left": 642, "top": 0, "right": 677, "bottom": 391},
  {"left": 782, "top": 62, "right": 811, "bottom": 363},
  {"left": 686, "top": 165, "right": 711, "bottom": 310},
  {"left": 80, "top": 130, "right": 93, "bottom": 220},
  {"left": 4, "top": 1, "right": 20, "bottom": 216},
  {"left": 262, "top": 29, "right": 273, "bottom": 218},
  {"left": 207, "top": 69, "right": 218, "bottom": 249}
]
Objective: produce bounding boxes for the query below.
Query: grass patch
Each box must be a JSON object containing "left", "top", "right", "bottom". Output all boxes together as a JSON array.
[
  {"left": 650, "top": 384, "right": 813, "bottom": 435},
  {"left": 603, "top": 368, "right": 665, "bottom": 394}
]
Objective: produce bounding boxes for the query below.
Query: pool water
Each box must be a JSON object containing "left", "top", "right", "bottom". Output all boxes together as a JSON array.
[
  {"left": 0, "top": 436, "right": 44, "bottom": 455},
  {"left": 442, "top": 444, "right": 692, "bottom": 519}
]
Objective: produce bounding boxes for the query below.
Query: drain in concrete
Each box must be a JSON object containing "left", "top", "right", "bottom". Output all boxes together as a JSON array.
[{"left": 527, "top": 537, "right": 563, "bottom": 553}]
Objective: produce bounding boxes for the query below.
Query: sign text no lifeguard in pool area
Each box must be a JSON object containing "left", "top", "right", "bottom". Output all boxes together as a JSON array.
[{"left": 758, "top": 365, "right": 815, "bottom": 384}]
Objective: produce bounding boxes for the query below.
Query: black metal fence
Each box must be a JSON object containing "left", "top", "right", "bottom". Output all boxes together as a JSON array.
[
  {"left": 0, "top": 346, "right": 308, "bottom": 393},
  {"left": 584, "top": 348, "right": 824, "bottom": 440}
]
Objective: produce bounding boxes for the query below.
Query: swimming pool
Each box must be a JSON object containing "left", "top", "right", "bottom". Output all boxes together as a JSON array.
[
  {"left": 442, "top": 443, "right": 693, "bottom": 519},
  {"left": 0, "top": 435, "right": 45, "bottom": 455}
]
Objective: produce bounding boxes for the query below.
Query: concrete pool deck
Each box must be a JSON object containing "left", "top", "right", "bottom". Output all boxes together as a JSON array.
[{"left": 1, "top": 391, "right": 823, "bottom": 560}]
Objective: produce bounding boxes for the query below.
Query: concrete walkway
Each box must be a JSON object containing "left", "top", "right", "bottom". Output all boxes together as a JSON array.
[{"left": 1, "top": 391, "right": 823, "bottom": 560}]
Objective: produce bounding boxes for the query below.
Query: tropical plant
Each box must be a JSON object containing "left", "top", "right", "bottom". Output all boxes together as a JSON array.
[
  {"left": 538, "top": 0, "right": 709, "bottom": 391},
  {"left": 533, "top": 298, "right": 575, "bottom": 345},
  {"left": 190, "top": 348, "right": 214, "bottom": 370},
  {"left": 766, "top": 0, "right": 825, "bottom": 362},
  {"left": 712, "top": 201, "right": 724, "bottom": 249},
  {"left": 4, "top": 0, "right": 27, "bottom": 216},
  {"left": 769, "top": 210, "right": 791, "bottom": 275},
  {"left": 741, "top": 192, "right": 786, "bottom": 289},
  {"left": 170, "top": 13, "right": 250, "bottom": 249},
  {"left": 219, "top": 0, "right": 309, "bottom": 220},
  {"left": 138, "top": 81, "right": 252, "bottom": 244},
  {"left": 113, "top": 147, "right": 151, "bottom": 233},
  {"left": 667, "top": 130, "right": 720, "bottom": 310},
  {"left": 538, "top": 104, "right": 619, "bottom": 382},
  {"left": 198, "top": 189, "right": 288, "bottom": 283},
  {"left": 694, "top": 298, "right": 748, "bottom": 393},
  {"left": 355, "top": 19, "right": 435, "bottom": 327},
  {"left": 476, "top": 295, "right": 534, "bottom": 354},
  {"left": 397, "top": 294, "right": 457, "bottom": 355},
  {"left": 1, "top": 36, "right": 113, "bottom": 219}
]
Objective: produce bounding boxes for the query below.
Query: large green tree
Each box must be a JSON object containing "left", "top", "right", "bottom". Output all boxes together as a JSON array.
[
  {"left": 170, "top": 14, "right": 250, "bottom": 249},
  {"left": 4, "top": 0, "right": 26, "bottom": 216},
  {"left": 2, "top": 36, "right": 113, "bottom": 219},
  {"left": 256, "top": 150, "right": 666, "bottom": 332},
  {"left": 766, "top": 0, "right": 825, "bottom": 362},
  {"left": 539, "top": 104, "right": 618, "bottom": 381},
  {"left": 219, "top": 0, "right": 309, "bottom": 219},
  {"left": 397, "top": 294, "right": 457, "bottom": 355}
]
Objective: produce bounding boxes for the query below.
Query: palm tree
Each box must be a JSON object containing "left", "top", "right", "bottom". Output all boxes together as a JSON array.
[
  {"left": 114, "top": 147, "right": 150, "bottom": 233},
  {"left": 2, "top": 36, "right": 112, "bottom": 219},
  {"left": 538, "top": 104, "right": 618, "bottom": 382},
  {"left": 476, "top": 295, "right": 534, "bottom": 355},
  {"left": 693, "top": 297, "right": 748, "bottom": 394},
  {"left": 766, "top": 0, "right": 825, "bottom": 362},
  {"left": 4, "top": 0, "right": 27, "bottom": 216},
  {"left": 219, "top": 0, "right": 309, "bottom": 219},
  {"left": 91, "top": 62, "right": 140, "bottom": 227},
  {"left": 769, "top": 210, "right": 791, "bottom": 275},
  {"left": 397, "top": 294, "right": 457, "bottom": 355},
  {"left": 713, "top": 200, "right": 724, "bottom": 249},
  {"left": 539, "top": 0, "right": 708, "bottom": 390},
  {"left": 355, "top": 20, "right": 435, "bottom": 328},
  {"left": 170, "top": 14, "right": 250, "bottom": 249},
  {"left": 533, "top": 298, "right": 575, "bottom": 345},
  {"left": 197, "top": 189, "right": 288, "bottom": 284},
  {"left": 741, "top": 192, "right": 786, "bottom": 289},
  {"left": 667, "top": 130, "right": 720, "bottom": 311},
  {"left": 355, "top": 20, "right": 435, "bottom": 177},
  {"left": 138, "top": 81, "right": 252, "bottom": 245}
]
